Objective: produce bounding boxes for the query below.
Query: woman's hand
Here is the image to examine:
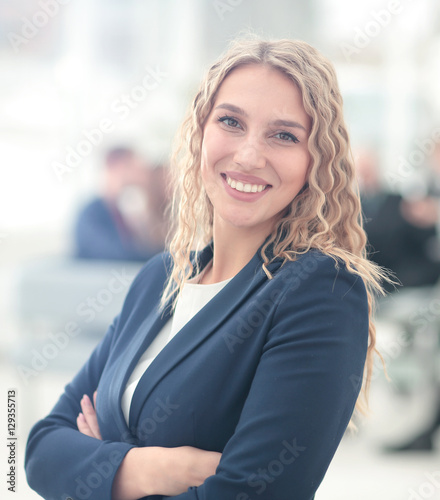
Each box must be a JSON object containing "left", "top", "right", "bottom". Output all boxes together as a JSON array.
[
  {"left": 113, "top": 445, "right": 222, "bottom": 499},
  {"left": 158, "top": 446, "right": 222, "bottom": 495},
  {"left": 76, "top": 392, "right": 222, "bottom": 498},
  {"left": 77, "top": 391, "right": 102, "bottom": 440}
]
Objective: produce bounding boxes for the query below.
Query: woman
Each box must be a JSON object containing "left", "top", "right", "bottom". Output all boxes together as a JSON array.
[{"left": 25, "top": 37, "right": 385, "bottom": 500}]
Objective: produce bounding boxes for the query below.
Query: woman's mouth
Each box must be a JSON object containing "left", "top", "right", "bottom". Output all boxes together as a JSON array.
[{"left": 222, "top": 174, "right": 270, "bottom": 193}]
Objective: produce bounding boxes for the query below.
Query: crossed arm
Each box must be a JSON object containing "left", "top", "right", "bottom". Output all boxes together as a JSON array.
[{"left": 77, "top": 392, "right": 221, "bottom": 499}]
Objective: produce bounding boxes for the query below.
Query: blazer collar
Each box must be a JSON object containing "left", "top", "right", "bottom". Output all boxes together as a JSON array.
[{"left": 121, "top": 241, "right": 283, "bottom": 435}]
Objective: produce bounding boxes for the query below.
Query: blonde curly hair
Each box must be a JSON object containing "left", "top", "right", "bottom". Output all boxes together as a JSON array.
[{"left": 162, "top": 36, "right": 388, "bottom": 416}]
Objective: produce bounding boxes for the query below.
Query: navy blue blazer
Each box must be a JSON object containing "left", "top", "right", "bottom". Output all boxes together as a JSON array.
[{"left": 25, "top": 243, "right": 369, "bottom": 500}]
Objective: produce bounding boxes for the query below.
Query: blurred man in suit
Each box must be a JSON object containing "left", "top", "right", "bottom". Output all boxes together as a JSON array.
[{"left": 74, "top": 147, "right": 168, "bottom": 262}]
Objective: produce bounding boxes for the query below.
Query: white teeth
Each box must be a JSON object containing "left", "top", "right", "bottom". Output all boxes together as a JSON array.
[{"left": 226, "top": 175, "right": 267, "bottom": 193}]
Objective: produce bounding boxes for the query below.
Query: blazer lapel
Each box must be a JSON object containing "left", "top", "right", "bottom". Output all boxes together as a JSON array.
[
  {"left": 109, "top": 303, "right": 172, "bottom": 440},
  {"left": 128, "top": 244, "right": 283, "bottom": 431},
  {"left": 110, "top": 246, "right": 213, "bottom": 437}
]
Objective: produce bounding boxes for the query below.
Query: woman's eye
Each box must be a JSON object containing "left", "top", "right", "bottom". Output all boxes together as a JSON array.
[
  {"left": 218, "top": 116, "right": 240, "bottom": 128},
  {"left": 275, "top": 132, "right": 299, "bottom": 143}
]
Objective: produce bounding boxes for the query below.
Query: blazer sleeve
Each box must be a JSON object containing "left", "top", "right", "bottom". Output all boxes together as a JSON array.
[
  {"left": 172, "top": 257, "right": 369, "bottom": 500},
  {"left": 24, "top": 313, "right": 137, "bottom": 500}
]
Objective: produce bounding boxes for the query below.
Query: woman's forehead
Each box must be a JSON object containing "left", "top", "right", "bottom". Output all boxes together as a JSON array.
[{"left": 212, "top": 64, "right": 310, "bottom": 131}]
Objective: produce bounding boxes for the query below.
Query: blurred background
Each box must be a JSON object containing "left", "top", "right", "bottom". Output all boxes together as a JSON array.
[{"left": 1, "top": 0, "right": 440, "bottom": 498}]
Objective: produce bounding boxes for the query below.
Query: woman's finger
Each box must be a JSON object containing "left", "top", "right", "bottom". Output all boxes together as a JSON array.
[
  {"left": 76, "top": 412, "right": 95, "bottom": 438},
  {"left": 80, "top": 394, "right": 102, "bottom": 440}
]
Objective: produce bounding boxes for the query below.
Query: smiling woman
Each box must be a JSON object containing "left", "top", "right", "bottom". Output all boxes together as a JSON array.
[
  {"left": 25, "top": 36, "right": 388, "bottom": 500},
  {"left": 200, "top": 64, "right": 311, "bottom": 266}
]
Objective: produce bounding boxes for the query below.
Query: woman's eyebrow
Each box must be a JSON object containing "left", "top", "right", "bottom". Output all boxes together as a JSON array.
[
  {"left": 215, "top": 103, "right": 247, "bottom": 116},
  {"left": 270, "top": 119, "right": 307, "bottom": 132}
]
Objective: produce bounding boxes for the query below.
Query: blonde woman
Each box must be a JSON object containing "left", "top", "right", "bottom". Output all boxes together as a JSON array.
[{"left": 26, "top": 37, "right": 385, "bottom": 500}]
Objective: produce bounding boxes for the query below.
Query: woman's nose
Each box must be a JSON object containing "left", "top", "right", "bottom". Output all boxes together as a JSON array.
[{"left": 232, "top": 139, "right": 266, "bottom": 170}]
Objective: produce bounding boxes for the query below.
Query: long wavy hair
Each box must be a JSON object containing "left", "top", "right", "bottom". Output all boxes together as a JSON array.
[{"left": 162, "top": 36, "right": 388, "bottom": 416}]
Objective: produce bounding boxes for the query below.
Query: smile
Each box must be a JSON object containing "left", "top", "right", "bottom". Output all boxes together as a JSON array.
[{"left": 224, "top": 174, "right": 269, "bottom": 193}]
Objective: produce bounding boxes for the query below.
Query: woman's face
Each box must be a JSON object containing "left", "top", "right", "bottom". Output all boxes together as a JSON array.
[{"left": 201, "top": 63, "right": 311, "bottom": 241}]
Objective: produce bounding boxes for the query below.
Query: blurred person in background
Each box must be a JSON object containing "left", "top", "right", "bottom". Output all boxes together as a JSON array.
[
  {"left": 357, "top": 148, "right": 440, "bottom": 292},
  {"left": 74, "top": 146, "right": 169, "bottom": 262},
  {"left": 357, "top": 148, "right": 440, "bottom": 452},
  {"left": 26, "top": 37, "right": 388, "bottom": 499}
]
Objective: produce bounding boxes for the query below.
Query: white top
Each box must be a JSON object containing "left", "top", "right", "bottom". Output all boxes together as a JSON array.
[{"left": 121, "top": 275, "right": 232, "bottom": 425}]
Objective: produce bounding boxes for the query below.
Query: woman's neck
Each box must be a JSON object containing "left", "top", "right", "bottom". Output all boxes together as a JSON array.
[{"left": 200, "top": 218, "right": 270, "bottom": 285}]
